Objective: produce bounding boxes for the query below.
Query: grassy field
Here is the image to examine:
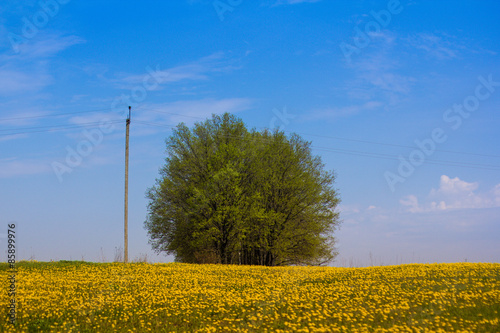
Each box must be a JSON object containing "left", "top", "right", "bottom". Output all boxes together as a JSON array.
[{"left": 0, "top": 261, "right": 499, "bottom": 332}]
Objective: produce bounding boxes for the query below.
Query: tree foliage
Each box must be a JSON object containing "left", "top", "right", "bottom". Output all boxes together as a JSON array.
[{"left": 145, "top": 113, "right": 341, "bottom": 266}]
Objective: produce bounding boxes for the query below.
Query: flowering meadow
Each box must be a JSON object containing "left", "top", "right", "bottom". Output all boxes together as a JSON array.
[{"left": 1, "top": 261, "right": 499, "bottom": 332}]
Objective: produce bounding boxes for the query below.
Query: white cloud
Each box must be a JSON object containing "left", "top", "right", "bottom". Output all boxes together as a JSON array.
[
  {"left": 401, "top": 175, "right": 500, "bottom": 213},
  {"left": 430, "top": 175, "right": 478, "bottom": 196},
  {"left": 399, "top": 195, "right": 421, "bottom": 213},
  {"left": 336, "top": 197, "right": 500, "bottom": 265},
  {"left": 494, "top": 184, "right": 500, "bottom": 206}
]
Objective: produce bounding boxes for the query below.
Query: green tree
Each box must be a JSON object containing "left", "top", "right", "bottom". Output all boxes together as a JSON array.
[{"left": 145, "top": 113, "right": 341, "bottom": 265}]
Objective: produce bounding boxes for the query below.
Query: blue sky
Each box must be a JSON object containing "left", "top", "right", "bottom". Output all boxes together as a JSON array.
[{"left": 1, "top": 0, "right": 499, "bottom": 265}]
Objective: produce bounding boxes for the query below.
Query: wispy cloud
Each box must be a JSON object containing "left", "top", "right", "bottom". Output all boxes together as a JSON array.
[
  {"left": 61, "top": 97, "right": 255, "bottom": 140},
  {"left": 0, "top": 34, "right": 84, "bottom": 95},
  {"left": 136, "top": 98, "right": 254, "bottom": 126},
  {"left": 109, "top": 53, "right": 238, "bottom": 90},
  {"left": 0, "top": 158, "right": 52, "bottom": 178},
  {"left": 404, "top": 32, "right": 461, "bottom": 60},
  {"left": 66, "top": 97, "right": 254, "bottom": 129},
  {"left": 343, "top": 31, "right": 416, "bottom": 104},
  {"left": 0, "top": 134, "right": 28, "bottom": 143},
  {"left": 12, "top": 34, "right": 84, "bottom": 59},
  {"left": 400, "top": 175, "right": 500, "bottom": 213},
  {"left": 0, "top": 68, "right": 52, "bottom": 95},
  {"left": 274, "top": 0, "right": 322, "bottom": 4},
  {"left": 337, "top": 197, "right": 500, "bottom": 265},
  {"left": 0, "top": 103, "right": 56, "bottom": 123},
  {"left": 68, "top": 113, "right": 120, "bottom": 126},
  {"left": 304, "top": 101, "right": 382, "bottom": 121},
  {"left": 403, "top": 31, "right": 496, "bottom": 60}
]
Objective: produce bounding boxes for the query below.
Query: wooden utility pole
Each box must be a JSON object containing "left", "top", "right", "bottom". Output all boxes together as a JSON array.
[{"left": 124, "top": 106, "right": 131, "bottom": 263}]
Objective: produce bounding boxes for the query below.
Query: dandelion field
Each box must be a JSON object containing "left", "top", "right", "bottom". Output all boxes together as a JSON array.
[{"left": 1, "top": 262, "right": 499, "bottom": 332}]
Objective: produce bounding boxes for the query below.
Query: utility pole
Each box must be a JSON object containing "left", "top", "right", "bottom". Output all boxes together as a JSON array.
[{"left": 124, "top": 106, "right": 131, "bottom": 263}]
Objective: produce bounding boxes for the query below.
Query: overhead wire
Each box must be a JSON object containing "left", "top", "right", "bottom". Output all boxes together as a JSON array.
[
  {"left": 139, "top": 106, "right": 500, "bottom": 159},
  {"left": 132, "top": 120, "right": 500, "bottom": 171},
  {"left": 0, "top": 107, "right": 118, "bottom": 123},
  {"left": 0, "top": 120, "right": 123, "bottom": 137},
  {"left": 287, "top": 131, "right": 500, "bottom": 159},
  {"left": 2, "top": 107, "right": 499, "bottom": 171}
]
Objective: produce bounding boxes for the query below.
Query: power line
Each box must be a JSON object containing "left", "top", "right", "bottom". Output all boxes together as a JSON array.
[
  {"left": 0, "top": 121, "right": 108, "bottom": 132},
  {"left": 138, "top": 108, "right": 500, "bottom": 159},
  {"left": 133, "top": 121, "right": 500, "bottom": 171},
  {"left": 2, "top": 106, "right": 498, "bottom": 159},
  {"left": 2, "top": 109, "right": 499, "bottom": 171},
  {"left": 0, "top": 107, "right": 119, "bottom": 123},
  {"left": 312, "top": 146, "right": 500, "bottom": 171},
  {"left": 0, "top": 120, "right": 123, "bottom": 137},
  {"left": 289, "top": 131, "right": 500, "bottom": 159}
]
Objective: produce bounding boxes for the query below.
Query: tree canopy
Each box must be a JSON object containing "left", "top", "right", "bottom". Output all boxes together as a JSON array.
[{"left": 145, "top": 113, "right": 341, "bottom": 266}]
